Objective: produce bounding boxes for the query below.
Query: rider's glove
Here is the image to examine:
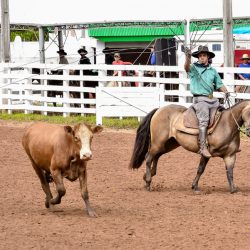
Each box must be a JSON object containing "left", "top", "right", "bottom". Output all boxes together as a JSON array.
[
  {"left": 184, "top": 47, "right": 192, "bottom": 58},
  {"left": 225, "top": 92, "right": 230, "bottom": 99}
]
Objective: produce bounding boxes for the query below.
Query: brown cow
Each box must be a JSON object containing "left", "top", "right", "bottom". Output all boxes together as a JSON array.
[{"left": 22, "top": 122, "right": 103, "bottom": 217}]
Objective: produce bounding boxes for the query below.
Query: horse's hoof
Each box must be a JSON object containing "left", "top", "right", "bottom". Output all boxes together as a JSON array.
[
  {"left": 87, "top": 209, "right": 98, "bottom": 218},
  {"left": 194, "top": 189, "right": 201, "bottom": 194},
  {"left": 230, "top": 188, "right": 237, "bottom": 194}
]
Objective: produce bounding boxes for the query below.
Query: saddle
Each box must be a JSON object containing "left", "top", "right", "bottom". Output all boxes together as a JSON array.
[{"left": 175, "top": 105, "right": 224, "bottom": 135}]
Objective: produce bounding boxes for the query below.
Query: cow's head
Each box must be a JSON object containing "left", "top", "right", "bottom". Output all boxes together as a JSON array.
[{"left": 67, "top": 123, "right": 103, "bottom": 161}]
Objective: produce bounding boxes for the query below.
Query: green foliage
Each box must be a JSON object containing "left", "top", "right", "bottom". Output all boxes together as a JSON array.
[
  {"left": 10, "top": 30, "right": 49, "bottom": 42},
  {"left": 0, "top": 113, "right": 139, "bottom": 129}
]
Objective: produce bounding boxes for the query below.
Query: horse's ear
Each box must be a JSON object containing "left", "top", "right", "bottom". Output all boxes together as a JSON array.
[
  {"left": 92, "top": 125, "right": 103, "bottom": 134},
  {"left": 64, "top": 125, "right": 74, "bottom": 135}
]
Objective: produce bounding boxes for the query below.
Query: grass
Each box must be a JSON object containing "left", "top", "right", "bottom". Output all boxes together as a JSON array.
[{"left": 0, "top": 112, "right": 140, "bottom": 129}]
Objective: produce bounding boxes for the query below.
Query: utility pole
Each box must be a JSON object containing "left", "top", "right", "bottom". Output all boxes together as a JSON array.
[
  {"left": 1, "top": 0, "right": 11, "bottom": 62},
  {"left": 58, "top": 27, "right": 64, "bottom": 50},
  {"left": 38, "top": 26, "right": 45, "bottom": 63},
  {"left": 223, "top": 0, "right": 234, "bottom": 67}
]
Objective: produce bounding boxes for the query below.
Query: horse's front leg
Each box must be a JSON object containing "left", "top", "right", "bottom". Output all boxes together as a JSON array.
[
  {"left": 192, "top": 156, "right": 210, "bottom": 192},
  {"left": 223, "top": 154, "right": 237, "bottom": 193}
]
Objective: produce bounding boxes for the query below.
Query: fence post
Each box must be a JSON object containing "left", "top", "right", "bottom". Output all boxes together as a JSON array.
[
  {"left": 7, "top": 67, "right": 12, "bottom": 114},
  {"left": 79, "top": 69, "right": 84, "bottom": 116},
  {"left": 63, "top": 69, "right": 69, "bottom": 117},
  {"left": 98, "top": 68, "right": 106, "bottom": 87},
  {"left": 158, "top": 70, "right": 165, "bottom": 107},
  {"left": 24, "top": 67, "right": 32, "bottom": 114},
  {"left": 95, "top": 87, "right": 102, "bottom": 125},
  {"left": 0, "top": 63, "right": 3, "bottom": 111},
  {"left": 224, "top": 69, "right": 235, "bottom": 106},
  {"left": 179, "top": 69, "right": 188, "bottom": 104}
]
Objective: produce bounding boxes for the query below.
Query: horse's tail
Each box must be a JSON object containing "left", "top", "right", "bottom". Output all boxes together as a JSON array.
[{"left": 129, "top": 108, "right": 158, "bottom": 169}]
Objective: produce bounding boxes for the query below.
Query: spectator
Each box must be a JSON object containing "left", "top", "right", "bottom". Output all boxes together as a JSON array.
[
  {"left": 236, "top": 53, "right": 250, "bottom": 93},
  {"left": 150, "top": 46, "right": 156, "bottom": 66},
  {"left": 112, "top": 53, "right": 132, "bottom": 86},
  {"left": 51, "top": 49, "right": 68, "bottom": 75}
]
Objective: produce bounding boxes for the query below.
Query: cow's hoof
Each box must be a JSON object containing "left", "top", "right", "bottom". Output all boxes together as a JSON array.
[
  {"left": 45, "top": 200, "right": 50, "bottom": 208},
  {"left": 144, "top": 184, "right": 151, "bottom": 192}
]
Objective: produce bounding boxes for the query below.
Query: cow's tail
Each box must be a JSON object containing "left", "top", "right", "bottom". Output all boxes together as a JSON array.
[{"left": 129, "top": 108, "right": 158, "bottom": 169}]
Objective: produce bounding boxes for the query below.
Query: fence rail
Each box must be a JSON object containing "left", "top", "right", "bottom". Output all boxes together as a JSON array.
[{"left": 1, "top": 62, "right": 250, "bottom": 124}]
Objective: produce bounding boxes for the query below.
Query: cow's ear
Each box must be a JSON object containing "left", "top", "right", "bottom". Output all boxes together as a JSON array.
[
  {"left": 92, "top": 125, "right": 103, "bottom": 134},
  {"left": 64, "top": 125, "right": 73, "bottom": 134}
]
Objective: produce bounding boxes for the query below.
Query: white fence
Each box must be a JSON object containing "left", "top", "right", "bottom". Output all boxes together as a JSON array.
[{"left": 1, "top": 62, "right": 250, "bottom": 124}]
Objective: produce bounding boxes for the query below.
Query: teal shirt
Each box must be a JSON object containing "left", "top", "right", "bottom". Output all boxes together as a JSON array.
[{"left": 188, "top": 63, "right": 224, "bottom": 95}]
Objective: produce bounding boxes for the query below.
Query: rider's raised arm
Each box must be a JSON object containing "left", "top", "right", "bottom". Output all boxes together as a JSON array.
[{"left": 184, "top": 48, "right": 192, "bottom": 72}]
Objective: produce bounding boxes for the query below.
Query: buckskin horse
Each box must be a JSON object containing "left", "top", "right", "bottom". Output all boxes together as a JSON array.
[{"left": 129, "top": 100, "right": 250, "bottom": 193}]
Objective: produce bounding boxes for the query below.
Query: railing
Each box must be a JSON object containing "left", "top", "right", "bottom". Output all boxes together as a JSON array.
[{"left": 1, "top": 62, "right": 250, "bottom": 124}]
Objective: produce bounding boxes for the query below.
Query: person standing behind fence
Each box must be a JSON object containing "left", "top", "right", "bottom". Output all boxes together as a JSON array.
[
  {"left": 112, "top": 53, "right": 132, "bottom": 86},
  {"left": 51, "top": 49, "right": 69, "bottom": 75},
  {"left": 236, "top": 53, "right": 250, "bottom": 93}
]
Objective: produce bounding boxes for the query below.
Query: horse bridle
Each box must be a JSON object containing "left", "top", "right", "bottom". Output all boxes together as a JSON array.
[{"left": 226, "top": 96, "right": 250, "bottom": 134}]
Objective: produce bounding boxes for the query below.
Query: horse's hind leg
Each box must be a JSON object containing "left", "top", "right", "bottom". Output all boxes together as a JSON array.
[
  {"left": 143, "top": 154, "right": 160, "bottom": 183},
  {"left": 144, "top": 138, "right": 180, "bottom": 191},
  {"left": 192, "top": 156, "right": 209, "bottom": 192},
  {"left": 30, "top": 159, "right": 53, "bottom": 208},
  {"left": 223, "top": 154, "right": 237, "bottom": 193}
]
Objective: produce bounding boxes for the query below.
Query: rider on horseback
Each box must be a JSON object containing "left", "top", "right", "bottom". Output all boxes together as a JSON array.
[{"left": 184, "top": 45, "right": 229, "bottom": 158}]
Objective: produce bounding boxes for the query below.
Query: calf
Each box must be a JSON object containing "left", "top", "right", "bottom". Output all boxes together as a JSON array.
[{"left": 22, "top": 122, "right": 103, "bottom": 217}]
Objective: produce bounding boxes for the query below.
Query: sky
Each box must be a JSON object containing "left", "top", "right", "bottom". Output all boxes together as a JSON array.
[{"left": 4, "top": 0, "right": 250, "bottom": 25}]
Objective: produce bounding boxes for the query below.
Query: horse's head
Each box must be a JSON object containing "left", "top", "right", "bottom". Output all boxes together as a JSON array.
[{"left": 242, "top": 103, "right": 250, "bottom": 137}]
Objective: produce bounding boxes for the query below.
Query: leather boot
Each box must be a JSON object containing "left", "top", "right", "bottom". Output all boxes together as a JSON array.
[{"left": 198, "top": 127, "right": 212, "bottom": 158}]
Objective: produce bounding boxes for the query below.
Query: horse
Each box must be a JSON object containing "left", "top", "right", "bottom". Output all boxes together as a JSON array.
[{"left": 129, "top": 100, "right": 250, "bottom": 193}]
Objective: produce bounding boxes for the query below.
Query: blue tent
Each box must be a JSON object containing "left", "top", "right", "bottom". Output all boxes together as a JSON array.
[{"left": 233, "top": 27, "right": 250, "bottom": 34}]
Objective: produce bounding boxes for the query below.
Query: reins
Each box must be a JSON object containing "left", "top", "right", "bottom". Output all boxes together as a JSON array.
[{"left": 225, "top": 96, "right": 250, "bottom": 134}]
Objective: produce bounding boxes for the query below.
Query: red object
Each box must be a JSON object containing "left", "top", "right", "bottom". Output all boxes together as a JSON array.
[{"left": 235, "top": 49, "right": 250, "bottom": 66}]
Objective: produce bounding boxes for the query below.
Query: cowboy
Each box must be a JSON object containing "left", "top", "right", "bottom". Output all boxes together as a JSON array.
[
  {"left": 78, "top": 48, "right": 91, "bottom": 65},
  {"left": 57, "top": 49, "right": 69, "bottom": 65},
  {"left": 184, "top": 45, "right": 229, "bottom": 158},
  {"left": 51, "top": 49, "right": 68, "bottom": 75}
]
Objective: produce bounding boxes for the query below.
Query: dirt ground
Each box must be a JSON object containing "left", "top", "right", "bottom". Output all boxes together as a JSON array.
[{"left": 1, "top": 120, "right": 250, "bottom": 250}]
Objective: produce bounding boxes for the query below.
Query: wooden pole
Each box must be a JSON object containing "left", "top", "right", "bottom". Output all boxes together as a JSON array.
[
  {"left": 58, "top": 28, "right": 64, "bottom": 50},
  {"left": 38, "top": 26, "right": 45, "bottom": 63},
  {"left": 1, "top": 0, "right": 11, "bottom": 62},
  {"left": 223, "top": 0, "right": 234, "bottom": 67}
]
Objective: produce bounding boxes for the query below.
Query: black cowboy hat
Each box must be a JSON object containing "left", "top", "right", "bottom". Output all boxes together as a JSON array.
[
  {"left": 57, "top": 49, "right": 67, "bottom": 55},
  {"left": 78, "top": 48, "right": 88, "bottom": 54},
  {"left": 192, "top": 45, "right": 215, "bottom": 59}
]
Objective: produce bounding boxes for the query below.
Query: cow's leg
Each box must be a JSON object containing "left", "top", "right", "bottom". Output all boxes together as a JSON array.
[
  {"left": 79, "top": 166, "right": 96, "bottom": 217},
  {"left": 192, "top": 156, "right": 209, "bottom": 192},
  {"left": 223, "top": 154, "right": 237, "bottom": 193},
  {"left": 30, "top": 160, "right": 53, "bottom": 208},
  {"left": 50, "top": 168, "right": 66, "bottom": 205}
]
